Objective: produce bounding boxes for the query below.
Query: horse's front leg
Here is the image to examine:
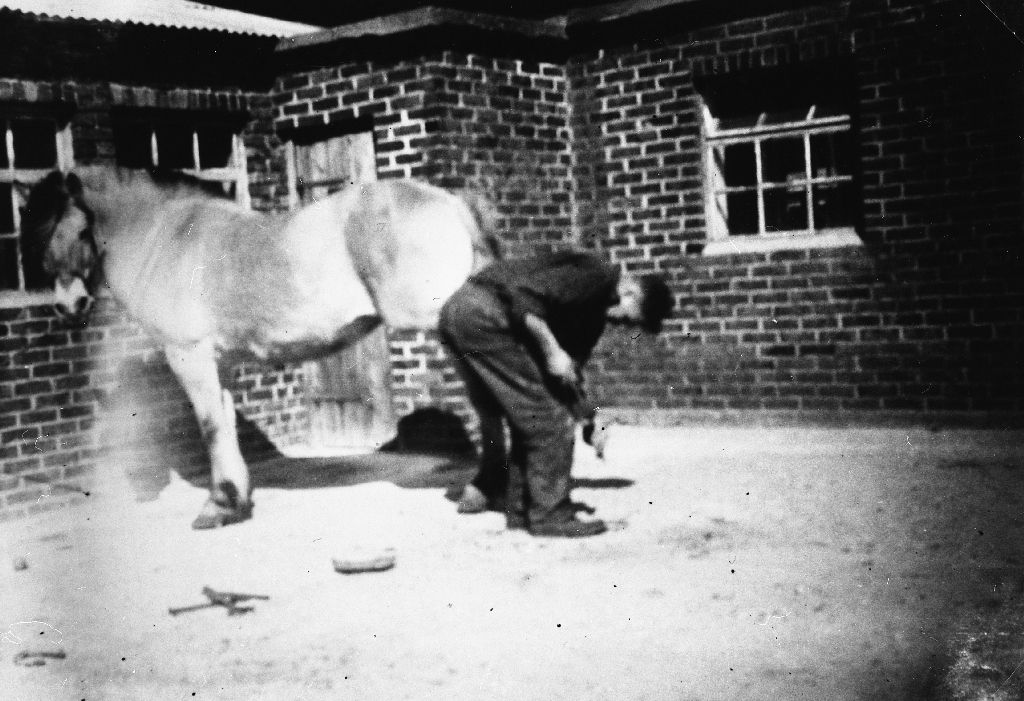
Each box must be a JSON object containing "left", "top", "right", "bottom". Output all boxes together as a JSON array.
[{"left": 165, "top": 339, "right": 252, "bottom": 529}]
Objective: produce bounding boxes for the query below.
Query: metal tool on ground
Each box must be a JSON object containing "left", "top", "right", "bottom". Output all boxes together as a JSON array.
[{"left": 168, "top": 586, "right": 269, "bottom": 617}]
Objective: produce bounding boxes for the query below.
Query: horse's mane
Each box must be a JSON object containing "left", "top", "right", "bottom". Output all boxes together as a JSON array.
[
  {"left": 24, "top": 166, "right": 234, "bottom": 222},
  {"left": 20, "top": 165, "right": 259, "bottom": 288},
  {"left": 52, "top": 165, "right": 236, "bottom": 208},
  {"left": 95, "top": 167, "right": 266, "bottom": 264},
  {"left": 145, "top": 168, "right": 236, "bottom": 200}
]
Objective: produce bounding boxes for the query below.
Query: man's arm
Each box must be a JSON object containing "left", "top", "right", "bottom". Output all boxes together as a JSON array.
[
  {"left": 523, "top": 313, "right": 579, "bottom": 391},
  {"left": 525, "top": 312, "right": 608, "bottom": 457}
]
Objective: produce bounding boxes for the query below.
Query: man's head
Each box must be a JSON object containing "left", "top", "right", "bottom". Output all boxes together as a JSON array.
[{"left": 607, "top": 274, "right": 674, "bottom": 333}]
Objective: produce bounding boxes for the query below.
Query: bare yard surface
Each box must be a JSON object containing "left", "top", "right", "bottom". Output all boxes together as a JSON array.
[{"left": 4, "top": 425, "right": 1024, "bottom": 700}]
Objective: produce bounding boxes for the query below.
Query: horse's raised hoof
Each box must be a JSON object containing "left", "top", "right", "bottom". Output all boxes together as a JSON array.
[{"left": 191, "top": 482, "right": 253, "bottom": 530}]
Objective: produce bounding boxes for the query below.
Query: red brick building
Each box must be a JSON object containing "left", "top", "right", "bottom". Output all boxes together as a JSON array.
[{"left": 2, "top": 0, "right": 1022, "bottom": 518}]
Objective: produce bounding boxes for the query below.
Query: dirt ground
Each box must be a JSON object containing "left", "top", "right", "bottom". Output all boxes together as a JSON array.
[{"left": 4, "top": 424, "right": 1024, "bottom": 701}]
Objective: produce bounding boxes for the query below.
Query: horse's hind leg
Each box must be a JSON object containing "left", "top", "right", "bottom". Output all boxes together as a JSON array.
[{"left": 165, "top": 339, "right": 253, "bottom": 529}]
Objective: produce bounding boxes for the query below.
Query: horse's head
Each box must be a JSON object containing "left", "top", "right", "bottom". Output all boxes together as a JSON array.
[{"left": 20, "top": 170, "right": 99, "bottom": 324}]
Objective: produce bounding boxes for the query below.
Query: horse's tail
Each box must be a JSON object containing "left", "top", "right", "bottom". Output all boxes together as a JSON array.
[{"left": 458, "top": 190, "right": 503, "bottom": 265}]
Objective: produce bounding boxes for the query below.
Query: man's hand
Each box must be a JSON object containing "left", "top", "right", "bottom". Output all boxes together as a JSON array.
[
  {"left": 523, "top": 313, "right": 581, "bottom": 392},
  {"left": 545, "top": 348, "right": 580, "bottom": 390}
]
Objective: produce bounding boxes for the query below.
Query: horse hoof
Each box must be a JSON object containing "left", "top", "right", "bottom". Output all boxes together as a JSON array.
[{"left": 191, "top": 499, "right": 253, "bottom": 530}]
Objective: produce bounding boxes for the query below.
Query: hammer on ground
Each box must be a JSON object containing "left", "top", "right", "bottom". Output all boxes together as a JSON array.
[{"left": 169, "top": 586, "right": 269, "bottom": 617}]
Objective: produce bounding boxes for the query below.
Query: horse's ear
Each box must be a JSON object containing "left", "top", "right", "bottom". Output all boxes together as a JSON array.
[{"left": 65, "top": 172, "right": 83, "bottom": 198}]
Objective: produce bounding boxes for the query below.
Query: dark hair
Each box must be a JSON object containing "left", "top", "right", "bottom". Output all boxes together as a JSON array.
[
  {"left": 148, "top": 168, "right": 236, "bottom": 199},
  {"left": 20, "top": 171, "right": 97, "bottom": 289},
  {"left": 639, "top": 275, "right": 674, "bottom": 333}
]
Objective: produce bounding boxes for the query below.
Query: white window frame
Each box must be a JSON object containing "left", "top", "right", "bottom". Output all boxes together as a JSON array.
[
  {"left": 119, "top": 116, "right": 250, "bottom": 209},
  {"left": 0, "top": 114, "right": 74, "bottom": 302},
  {"left": 702, "top": 103, "right": 861, "bottom": 256}
]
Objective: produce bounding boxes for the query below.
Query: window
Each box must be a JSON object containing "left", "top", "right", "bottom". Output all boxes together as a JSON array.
[
  {"left": 283, "top": 119, "right": 376, "bottom": 210},
  {"left": 0, "top": 113, "right": 73, "bottom": 292},
  {"left": 113, "top": 109, "right": 250, "bottom": 208},
  {"left": 698, "top": 63, "right": 860, "bottom": 255}
]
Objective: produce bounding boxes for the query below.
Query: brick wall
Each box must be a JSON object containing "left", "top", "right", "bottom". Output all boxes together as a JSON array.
[
  {"left": 850, "top": 0, "right": 1024, "bottom": 411},
  {"left": 419, "top": 52, "right": 574, "bottom": 253},
  {"left": 274, "top": 53, "right": 574, "bottom": 243},
  {"left": 0, "top": 304, "right": 96, "bottom": 521},
  {"left": 274, "top": 60, "right": 437, "bottom": 179},
  {"left": 589, "top": 246, "right": 906, "bottom": 412},
  {"left": 571, "top": 0, "right": 1024, "bottom": 416},
  {"left": 272, "top": 52, "right": 577, "bottom": 438},
  {"left": 273, "top": 0, "right": 1024, "bottom": 436}
]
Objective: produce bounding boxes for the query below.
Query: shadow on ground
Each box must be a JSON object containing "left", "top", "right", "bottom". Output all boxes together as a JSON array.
[
  {"left": 117, "top": 410, "right": 483, "bottom": 500},
  {"left": 251, "top": 453, "right": 479, "bottom": 492},
  {"left": 116, "top": 408, "right": 635, "bottom": 502}
]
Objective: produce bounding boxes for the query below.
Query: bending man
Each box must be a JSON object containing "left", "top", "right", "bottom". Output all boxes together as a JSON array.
[{"left": 439, "top": 249, "right": 673, "bottom": 538}]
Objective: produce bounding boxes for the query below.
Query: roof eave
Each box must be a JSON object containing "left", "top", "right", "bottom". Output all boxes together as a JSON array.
[{"left": 276, "top": 6, "right": 566, "bottom": 52}]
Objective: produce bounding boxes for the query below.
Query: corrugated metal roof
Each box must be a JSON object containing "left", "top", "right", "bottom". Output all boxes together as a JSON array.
[
  {"left": 0, "top": 0, "right": 321, "bottom": 37},
  {"left": 279, "top": 7, "right": 565, "bottom": 51}
]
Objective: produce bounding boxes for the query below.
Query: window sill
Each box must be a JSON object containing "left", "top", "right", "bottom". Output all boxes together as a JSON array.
[
  {"left": 701, "top": 228, "right": 862, "bottom": 257},
  {"left": 0, "top": 290, "right": 56, "bottom": 309}
]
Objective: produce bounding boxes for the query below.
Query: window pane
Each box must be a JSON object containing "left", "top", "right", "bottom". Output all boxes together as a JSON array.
[
  {"left": 813, "top": 181, "right": 855, "bottom": 229},
  {"left": 724, "top": 191, "right": 758, "bottom": 235},
  {"left": 717, "top": 114, "right": 760, "bottom": 131},
  {"left": 11, "top": 119, "right": 57, "bottom": 168},
  {"left": 155, "top": 124, "right": 194, "bottom": 169},
  {"left": 0, "top": 238, "right": 19, "bottom": 290},
  {"left": 115, "top": 122, "right": 154, "bottom": 168},
  {"left": 198, "top": 125, "right": 233, "bottom": 169},
  {"left": 764, "top": 187, "right": 808, "bottom": 232},
  {"left": 810, "top": 130, "right": 853, "bottom": 179},
  {"left": 762, "top": 108, "right": 812, "bottom": 126},
  {"left": 0, "top": 184, "right": 13, "bottom": 233},
  {"left": 716, "top": 142, "right": 756, "bottom": 187},
  {"left": 761, "top": 136, "right": 805, "bottom": 184},
  {"left": 814, "top": 104, "right": 846, "bottom": 120}
]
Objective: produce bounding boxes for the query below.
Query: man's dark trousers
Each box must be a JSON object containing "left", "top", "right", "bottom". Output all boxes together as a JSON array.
[{"left": 439, "top": 281, "right": 576, "bottom": 525}]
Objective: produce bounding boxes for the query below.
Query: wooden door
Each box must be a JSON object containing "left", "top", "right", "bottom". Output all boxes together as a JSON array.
[{"left": 293, "top": 131, "right": 396, "bottom": 451}]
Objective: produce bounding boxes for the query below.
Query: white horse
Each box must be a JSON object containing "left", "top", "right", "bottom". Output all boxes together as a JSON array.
[{"left": 21, "top": 167, "right": 501, "bottom": 528}]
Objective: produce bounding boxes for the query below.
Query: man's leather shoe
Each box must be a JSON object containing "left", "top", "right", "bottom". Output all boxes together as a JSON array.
[
  {"left": 507, "top": 512, "right": 527, "bottom": 530},
  {"left": 528, "top": 516, "right": 607, "bottom": 538}
]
